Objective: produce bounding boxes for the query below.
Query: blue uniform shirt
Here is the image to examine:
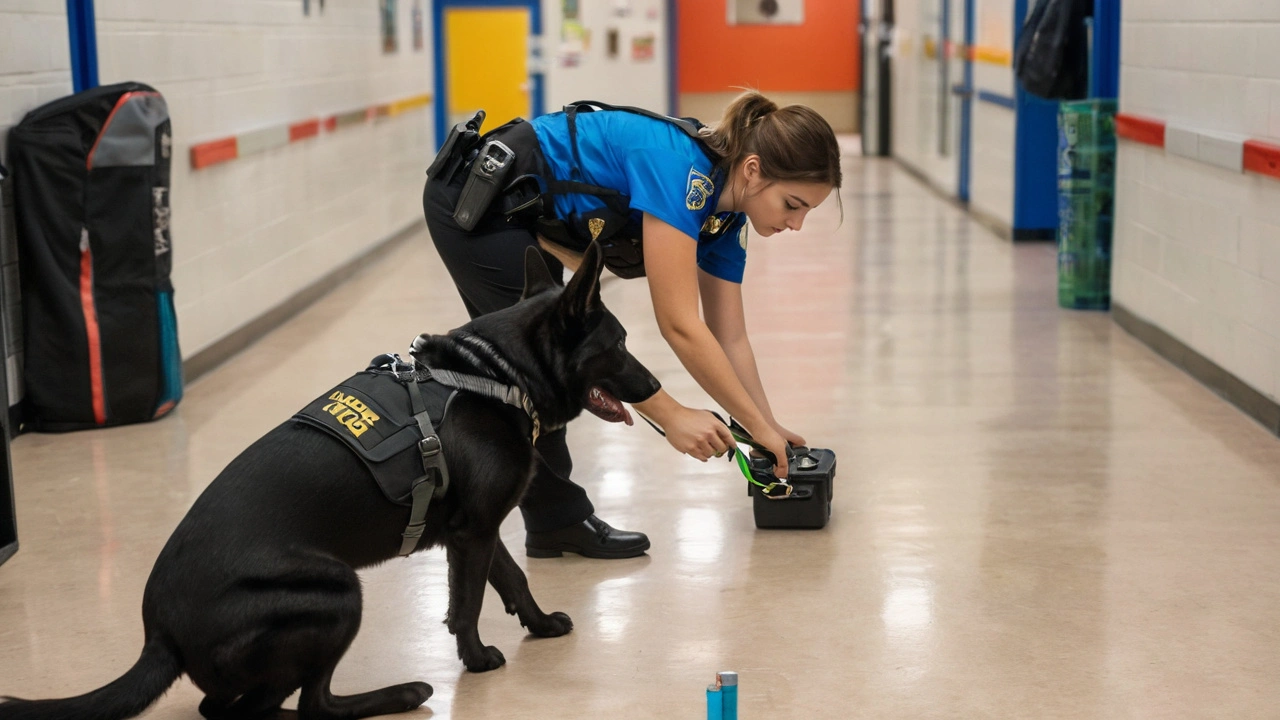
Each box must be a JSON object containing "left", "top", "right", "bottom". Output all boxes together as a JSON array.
[{"left": 530, "top": 110, "right": 749, "bottom": 283}]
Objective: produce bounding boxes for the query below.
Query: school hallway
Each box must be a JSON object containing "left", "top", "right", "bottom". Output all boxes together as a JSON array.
[{"left": 3, "top": 146, "right": 1280, "bottom": 719}]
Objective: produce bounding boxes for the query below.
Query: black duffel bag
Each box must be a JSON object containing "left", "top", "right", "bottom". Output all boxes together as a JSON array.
[
  {"left": 7, "top": 81, "right": 182, "bottom": 432},
  {"left": 1014, "top": 0, "right": 1093, "bottom": 101}
]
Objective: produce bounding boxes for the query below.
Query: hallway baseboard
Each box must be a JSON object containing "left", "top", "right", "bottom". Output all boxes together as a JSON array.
[
  {"left": 893, "top": 157, "right": 1056, "bottom": 242},
  {"left": 1114, "top": 303, "right": 1280, "bottom": 437}
]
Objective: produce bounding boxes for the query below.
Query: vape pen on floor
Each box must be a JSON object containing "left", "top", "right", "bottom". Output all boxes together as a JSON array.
[
  {"left": 719, "top": 671, "right": 738, "bottom": 720},
  {"left": 707, "top": 671, "right": 738, "bottom": 720}
]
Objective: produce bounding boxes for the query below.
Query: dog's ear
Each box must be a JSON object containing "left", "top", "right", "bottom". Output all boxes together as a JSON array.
[
  {"left": 522, "top": 245, "right": 558, "bottom": 300},
  {"left": 561, "top": 240, "right": 604, "bottom": 319}
]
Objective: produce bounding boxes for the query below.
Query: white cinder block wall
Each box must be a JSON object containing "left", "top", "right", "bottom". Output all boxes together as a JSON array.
[
  {"left": 0, "top": 1, "right": 71, "bottom": 152},
  {"left": 541, "top": 0, "right": 668, "bottom": 114},
  {"left": 967, "top": 0, "right": 1015, "bottom": 229},
  {"left": 1113, "top": 0, "right": 1280, "bottom": 402},
  {"left": 94, "top": 0, "right": 434, "bottom": 359},
  {"left": 892, "top": 0, "right": 1016, "bottom": 227},
  {"left": 891, "top": 0, "right": 960, "bottom": 197},
  {"left": 0, "top": 0, "right": 73, "bottom": 407}
]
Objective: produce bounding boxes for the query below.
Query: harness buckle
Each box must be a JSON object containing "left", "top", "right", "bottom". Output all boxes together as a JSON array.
[
  {"left": 761, "top": 481, "right": 794, "bottom": 500},
  {"left": 419, "top": 435, "right": 442, "bottom": 457}
]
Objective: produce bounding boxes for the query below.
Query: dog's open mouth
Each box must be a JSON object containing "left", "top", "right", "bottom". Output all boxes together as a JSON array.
[{"left": 586, "top": 386, "right": 633, "bottom": 425}]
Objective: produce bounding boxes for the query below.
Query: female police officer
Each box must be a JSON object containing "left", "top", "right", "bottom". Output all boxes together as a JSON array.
[{"left": 423, "top": 91, "right": 841, "bottom": 559}]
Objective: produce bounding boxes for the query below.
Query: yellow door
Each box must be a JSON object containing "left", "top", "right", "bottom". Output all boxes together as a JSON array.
[{"left": 446, "top": 8, "right": 530, "bottom": 129}]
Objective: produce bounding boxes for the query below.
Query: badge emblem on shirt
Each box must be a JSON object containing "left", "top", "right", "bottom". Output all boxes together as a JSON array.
[
  {"left": 739, "top": 224, "right": 748, "bottom": 251},
  {"left": 685, "top": 167, "right": 714, "bottom": 211}
]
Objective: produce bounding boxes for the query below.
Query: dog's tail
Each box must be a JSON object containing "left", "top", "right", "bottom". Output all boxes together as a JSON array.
[{"left": 0, "top": 637, "right": 182, "bottom": 720}]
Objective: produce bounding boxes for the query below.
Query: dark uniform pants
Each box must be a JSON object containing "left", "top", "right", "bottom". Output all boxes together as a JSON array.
[{"left": 423, "top": 172, "right": 594, "bottom": 534}]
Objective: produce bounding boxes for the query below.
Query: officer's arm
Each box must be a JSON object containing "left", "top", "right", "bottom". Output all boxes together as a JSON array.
[
  {"left": 641, "top": 212, "right": 789, "bottom": 478},
  {"left": 698, "top": 270, "right": 783, "bottom": 433}
]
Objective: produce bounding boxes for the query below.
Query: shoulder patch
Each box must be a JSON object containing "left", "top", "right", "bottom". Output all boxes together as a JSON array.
[
  {"left": 739, "top": 223, "right": 749, "bottom": 251},
  {"left": 685, "top": 167, "right": 714, "bottom": 211}
]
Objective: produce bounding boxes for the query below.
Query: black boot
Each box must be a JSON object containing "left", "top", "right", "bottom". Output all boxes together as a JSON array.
[{"left": 526, "top": 515, "right": 650, "bottom": 559}]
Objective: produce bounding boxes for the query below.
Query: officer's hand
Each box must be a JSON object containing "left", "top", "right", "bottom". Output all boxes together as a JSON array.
[
  {"left": 773, "top": 422, "right": 806, "bottom": 449},
  {"left": 754, "top": 427, "right": 791, "bottom": 480},
  {"left": 663, "top": 407, "right": 735, "bottom": 461}
]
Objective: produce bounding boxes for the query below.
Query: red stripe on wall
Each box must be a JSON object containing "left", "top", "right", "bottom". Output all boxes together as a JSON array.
[
  {"left": 79, "top": 242, "right": 106, "bottom": 425},
  {"left": 1115, "top": 113, "right": 1166, "bottom": 148},
  {"left": 289, "top": 119, "right": 321, "bottom": 142},
  {"left": 1244, "top": 140, "right": 1280, "bottom": 180},
  {"left": 190, "top": 138, "right": 239, "bottom": 169}
]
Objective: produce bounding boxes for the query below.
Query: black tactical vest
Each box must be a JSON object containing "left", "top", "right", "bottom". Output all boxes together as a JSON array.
[
  {"left": 497, "top": 101, "right": 724, "bottom": 279},
  {"left": 292, "top": 355, "right": 455, "bottom": 507}
]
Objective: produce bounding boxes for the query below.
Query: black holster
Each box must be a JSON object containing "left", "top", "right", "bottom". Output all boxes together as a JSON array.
[
  {"left": 426, "top": 110, "right": 485, "bottom": 183},
  {"left": 433, "top": 112, "right": 649, "bottom": 280}
]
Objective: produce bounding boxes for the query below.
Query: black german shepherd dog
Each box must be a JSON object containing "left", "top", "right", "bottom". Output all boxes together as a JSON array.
[{"left": 0, "top": 243, "right": 660, "bottom": 720}]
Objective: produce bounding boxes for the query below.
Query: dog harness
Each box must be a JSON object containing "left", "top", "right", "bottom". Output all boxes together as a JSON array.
[{"left": 292, "top": 350, "right": 542, "bottom": 556}]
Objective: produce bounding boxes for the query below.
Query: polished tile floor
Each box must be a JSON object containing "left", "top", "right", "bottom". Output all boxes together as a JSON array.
[{"left": 4, "top": 152, "right": 1280, "bottom": 720}]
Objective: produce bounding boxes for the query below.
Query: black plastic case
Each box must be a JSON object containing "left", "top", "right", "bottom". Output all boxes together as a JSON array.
[{"left": 747, "top": 448, "right": 836, "bottom": 529}]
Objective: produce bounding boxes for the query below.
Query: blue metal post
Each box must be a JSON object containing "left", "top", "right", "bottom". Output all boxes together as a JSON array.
[
  {"left": 433, "top": 0, "right": 446, "bottom": 144},
  {"left": 957, "top": 0, "right": 974, "bottom": 202},
  {"left": 66, "top": 0, "right": 99, "bottom": 92},
  {"left": 1011, "top": 0, "right": 1057, "bottom": 239},
  {"left": 1091, "top": 0, "right": 1121, "bottom": 99},
  {"left": 939, "top": 0, "right": 950, "bottom": 157}
]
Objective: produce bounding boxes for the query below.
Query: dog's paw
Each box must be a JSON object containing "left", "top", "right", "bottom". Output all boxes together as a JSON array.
[
  {"left": 526, "top": 611, "right": 574, "bottom": 638},
  {"left": 463, "top": 645, "right": 506, "bottom": 673}
]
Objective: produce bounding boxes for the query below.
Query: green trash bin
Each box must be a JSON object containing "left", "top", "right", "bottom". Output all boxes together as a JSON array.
[{"left": 1057, "top": 99, "right": 1116, "bottom": 310}]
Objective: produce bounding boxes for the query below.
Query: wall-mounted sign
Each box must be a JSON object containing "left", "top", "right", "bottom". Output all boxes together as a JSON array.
[{"left": 728, "top": 0, "right": 804, "bottom": 25}]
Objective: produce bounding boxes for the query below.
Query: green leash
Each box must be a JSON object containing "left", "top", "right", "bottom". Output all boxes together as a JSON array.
[{"left": 637, "top": 410, "right": 793, "bottom": 499}]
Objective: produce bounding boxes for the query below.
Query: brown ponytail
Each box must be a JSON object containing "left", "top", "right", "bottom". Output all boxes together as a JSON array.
[{"left": 700, "top": 90, "right": 842, "bottom": 190}]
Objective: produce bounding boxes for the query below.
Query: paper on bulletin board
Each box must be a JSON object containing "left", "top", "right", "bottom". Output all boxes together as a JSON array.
[
  {"left": 606, "top": 28, "right": 619, "bottom": 59},
  {"left": 559, "top": 8, "right": 590, "bottom": 68},
  {"left": 381, "top": 0, "right": 398, "bottom": 54},
  {"left": 412, "top": 0, "right": 423, "bottom": 51},
  {"left": 631, "top": 34, "right": 654, "bottom": 62}
]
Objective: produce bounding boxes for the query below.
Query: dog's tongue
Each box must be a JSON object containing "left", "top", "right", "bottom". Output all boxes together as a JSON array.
[{"left": 587, "top": 387, "right": 633, "bottom": 425}]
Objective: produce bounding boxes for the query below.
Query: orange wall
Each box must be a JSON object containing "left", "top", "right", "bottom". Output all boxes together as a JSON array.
[{"left": 677, "top": 0, "right": 860, "bottom": 93}]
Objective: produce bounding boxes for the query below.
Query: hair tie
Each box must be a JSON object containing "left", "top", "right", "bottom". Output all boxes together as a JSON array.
[{"left": 749, "top": 105, "right": 778, "bottom": 128}]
